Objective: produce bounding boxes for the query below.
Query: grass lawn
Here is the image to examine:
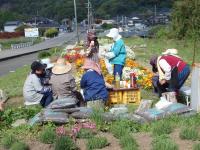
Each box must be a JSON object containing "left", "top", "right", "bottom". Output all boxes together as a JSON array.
[{"left": 0, "top": 37, "right": 43, "bottom": 50}]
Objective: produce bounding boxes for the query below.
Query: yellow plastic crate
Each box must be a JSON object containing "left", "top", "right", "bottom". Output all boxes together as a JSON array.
[
  {"left": 122, "top": 90, "right": 141, "bottom": 104},
  {"left": 107, "top": 91, "right": 123, "bottom": 105},
  {"left": 107, "top": 88, "right": 141, "bottom": 106}
]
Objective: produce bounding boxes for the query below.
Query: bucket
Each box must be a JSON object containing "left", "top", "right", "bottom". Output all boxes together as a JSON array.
[{"left": 191, "top": 63, "right": 200, "bottom": 112}]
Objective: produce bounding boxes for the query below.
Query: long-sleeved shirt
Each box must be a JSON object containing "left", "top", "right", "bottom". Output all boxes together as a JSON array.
[
  {"left": 109, "top": 39, "right": 127, "bottom": 66},
  {"left": 80, "top": 70, "right": 108, "bottom": 101},
  {"left": 23, "top": 74, "right": 44, "bottom": 105}
]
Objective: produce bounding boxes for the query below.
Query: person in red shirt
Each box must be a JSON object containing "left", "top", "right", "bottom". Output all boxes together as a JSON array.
[{"left": 150, "top": 49, "right": 190, "bottom": 101}]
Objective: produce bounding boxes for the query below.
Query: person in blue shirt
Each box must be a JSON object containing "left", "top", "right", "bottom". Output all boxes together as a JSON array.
[
  {"left": 103, "top": 28, "right": 127, "bottom": 79},
  {"left": 80, "top": 58, "right": 108, "bottom": 109}
]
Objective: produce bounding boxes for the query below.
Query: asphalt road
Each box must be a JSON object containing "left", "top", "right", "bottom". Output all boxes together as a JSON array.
[{"left": 0, "top": 31, "right": 85, "bottom": 76}]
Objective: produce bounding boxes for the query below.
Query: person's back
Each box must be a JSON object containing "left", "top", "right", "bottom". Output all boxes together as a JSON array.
[
  {"left": 50, "top": 73, "right": 77, "bottom": 100},
  {"left": 81, "top": 70, "right": 108, "bottom": 101}
]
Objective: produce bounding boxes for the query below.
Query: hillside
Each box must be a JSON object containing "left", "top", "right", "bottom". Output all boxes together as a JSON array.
[{"left": 0, "top": 0, "right": 173, "bottom": 29}]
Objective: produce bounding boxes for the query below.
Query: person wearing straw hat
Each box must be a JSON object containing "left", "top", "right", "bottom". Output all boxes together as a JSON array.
[
  {"left": 80, "top": 58, "right": 108, "bottom": 109},
  {"left": 150, "top": 49, "right": 190, "bottom": 102},
  {"left": 49, "top": 58, "right": 78, "bottom": 104},
  {"left": 23, "top": 61, "right": 53, "bottom": 107},
  {"left": 102, "top": 28, "right": 126, "bottom": 79}
]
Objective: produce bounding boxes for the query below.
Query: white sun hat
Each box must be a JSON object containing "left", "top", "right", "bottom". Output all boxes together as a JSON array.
[
  {"left": 40, "top": 58, "right": 54, "bottom": 69},
  {"left": 162, "top": 48, "right": 178, "bottom": 55},
  {"left": 106, "top": 28, "right": 122, "bottom": 41}
]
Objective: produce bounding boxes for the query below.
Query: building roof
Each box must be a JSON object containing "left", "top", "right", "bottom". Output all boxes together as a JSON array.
[{"left": 5, "top": 21, "right": 21, "bottom": 26}]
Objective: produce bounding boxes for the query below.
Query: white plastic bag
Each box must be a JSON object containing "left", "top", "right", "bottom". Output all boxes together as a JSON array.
[
  {"left": 155, "top": 96, "right": 172, "bottom": 110},
  {"left": 104, "top": 59, "right": 113, "bottom": 74}
]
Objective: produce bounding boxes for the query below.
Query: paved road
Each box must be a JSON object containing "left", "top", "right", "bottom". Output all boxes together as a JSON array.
[
  {"left": 0, "top": 32, "right": 79, "bottom": 60},
  {"left": 0, "top": 32, "right": 85, "bottom": 76}
]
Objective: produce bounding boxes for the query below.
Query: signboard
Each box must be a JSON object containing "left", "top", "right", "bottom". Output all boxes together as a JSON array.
[{"left": 25, "top": 28, "right": 39, "bottom": 37}]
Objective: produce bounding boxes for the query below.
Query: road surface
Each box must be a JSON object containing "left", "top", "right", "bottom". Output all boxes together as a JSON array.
[
  {"left": 0, "top": 31, "right": 85, "bottom": 76},
  {"left": 0, "top": 32, "right": 81, "bottom": 60}
]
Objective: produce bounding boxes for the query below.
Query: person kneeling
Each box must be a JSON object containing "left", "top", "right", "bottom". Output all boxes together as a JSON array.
[
  {"left": 23, "top": 61, "right": 53, "bottom": 107},
  {"left": 80, "top": 59, "right": 108, "bottom": 109}
]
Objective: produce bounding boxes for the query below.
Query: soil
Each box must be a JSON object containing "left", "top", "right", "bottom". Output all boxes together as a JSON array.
[
  {"left": 26, "top": 140, "right": 54, "bottom": 150},
  {"left": 5, "top": 96, "right": 24, "bottom": 108},
  {"left": 134, "top": 132, "right": 152, "bottom": 150}
]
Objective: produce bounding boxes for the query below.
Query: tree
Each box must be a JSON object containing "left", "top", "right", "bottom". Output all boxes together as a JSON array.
[{"left": 172, "top": 0, "right": 200, "bottom": 62}]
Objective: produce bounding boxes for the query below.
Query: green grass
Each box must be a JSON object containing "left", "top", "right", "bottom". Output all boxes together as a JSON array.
[
  {"left": 39, "top": 127, "right": 56, "bottom": 144},
  {"left": 54, "top": 136, "right": 77, "bottom": 150},
  {"left": 119, "top": 134, "right": 138, "bottom": 150},
  {"left": 1, "top": 134, "right": 17, "bottom": 149},
  {"left": 10, "top": 141, "right": 29, "bottom": 150},
  {"left": 152, "top": 135, "right": 178, "bottom": 150},
  {"left": 152, "top": 120, "right": 173, "bottom": 136},
  {"left": 193, "top": 143, "right": 200, "bottom": 150},
  {"left": 124, "top": 37, "right": 200, "bottom": 65},
  {"left": 77, "top": 128, "right": 96, "bottom": 139},
  {"left": 87, "top": 136, "right": 109, "bottom": 150},
  {"left": 179, "top": 127, "right": 199, "bottom": 140},
  {"left": 0, "top": 66, "right": 29, "bottom": 97},
  {"left": 0, "top": 37, "right": 43, "bottom": 50}
]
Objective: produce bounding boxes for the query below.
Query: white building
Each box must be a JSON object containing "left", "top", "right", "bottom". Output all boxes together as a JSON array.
[{"left": 4, "top": 21, "right": 22, "bottom": 32}]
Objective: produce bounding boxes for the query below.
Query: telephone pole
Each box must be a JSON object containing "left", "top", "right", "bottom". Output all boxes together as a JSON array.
[{"left": 73, "top": 0, "right": 80, "bottom": 43}]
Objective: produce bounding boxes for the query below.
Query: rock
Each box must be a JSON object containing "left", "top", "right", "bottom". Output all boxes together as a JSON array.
[
  {"left": 47, "top": 98, "right": 76, "bottom": 109},
  {"left": 70, "top": 107, "right": 93, "bottom": 119},
  {"left": 12, "top": 119, "right": 27, "bottom": 127},
  {"left": 135, "top": 99, "right": 153, "bottom": 114},
  {"left": 52, "top": 108, "right": 80, "bottom": 114},
  {"left": 109, "top": 106, "right": 128, "bottom": 115}
]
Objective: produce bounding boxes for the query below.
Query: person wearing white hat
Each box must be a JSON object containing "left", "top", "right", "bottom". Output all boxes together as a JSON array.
[
  {"left": 49, "top": 58, "right": 79, "bottom": 104},
  {"left": 103, "top": 28, "right": 127, "bottom": 79}
]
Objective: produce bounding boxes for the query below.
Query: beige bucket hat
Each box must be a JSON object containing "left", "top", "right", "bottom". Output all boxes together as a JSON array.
[{"left": 52, "top": 58, "right": 72, "bottom": 75}]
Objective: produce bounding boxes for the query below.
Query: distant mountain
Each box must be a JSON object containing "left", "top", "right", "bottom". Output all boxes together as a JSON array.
[{"left": 0, "top": 0, "right": 173, "bottom": 29}]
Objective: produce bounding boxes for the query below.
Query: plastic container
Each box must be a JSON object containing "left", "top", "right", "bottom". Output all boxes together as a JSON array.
[
  {"left": 191, "top": 63, "right": 200, "bottom": 112},
  {"left": 107, "top": 91, "right": 123, "bottom": 106},
  {"left": 122, "top": 89, "right": 141, "bottom": 104}
]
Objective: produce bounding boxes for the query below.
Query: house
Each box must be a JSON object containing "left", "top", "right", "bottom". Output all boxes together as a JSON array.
[
  {"left": 4, "top": 21, "right": 22, "bottom": 32},
  {"left": 25, "top": 17, "right": 60, "bottom": 29},
  {"left": 101, "top": 20, "right": 116, "bottom": 25}
]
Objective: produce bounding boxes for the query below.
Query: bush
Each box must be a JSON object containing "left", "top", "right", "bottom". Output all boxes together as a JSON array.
[
  {"left": 44, "top": 28, "right": 58, "bottom": 38},
  {"left": 77, "top": 128, "right": 96, "bottom": 139},
  {"left": 179, "top": 127, "right": 199, "bottom": 140},
  {"left": 101, "top": 23, "right": 114, "bottom": 30},
  {"left": 38, "top": 51, "right": 51, "bottom": 59},
  {"left": 152, "top": 135, "right": 178, "bottom": 150},
  {"left": 39, "top": 28, "right": 46, "bottom": 36},
  {"left": 10, "top": 142, "right": 29, "bottom": 150},
  {"left": 87, "top": 137, "right": 109, "bottom": 150},
  {"left": 39, "top": 127, "right": 56, "bottom": 144},
  {"left": 54, "top": 136, "right": 77, "bottom": 150},
  {"left": 119, "top": 134, "right": 138, "bottom": 150},
  {"left": 1, "top": 134, "right": 17, "bottom": 149},
  {"left": 152, "top": 120, "right": 173, "bottom": 136},
  {"left": 15, "top": 25, "right": 31, "bottom": 32},
  {"left": 193, "top": 143, "right": 200, "bottom": 150}
]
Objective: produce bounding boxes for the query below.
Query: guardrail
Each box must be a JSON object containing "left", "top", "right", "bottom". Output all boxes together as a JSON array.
[{"left": 11, "top": 41, "right": 33, "bottom": 49}]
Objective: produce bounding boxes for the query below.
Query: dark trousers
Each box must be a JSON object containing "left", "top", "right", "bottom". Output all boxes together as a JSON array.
[
  {"left": 40, "top": 91, "right": 53, "bottom": 107},
  {"left": 113, "top": 64, "right": 124, "bottom": 80},
  {"left": 152, "top": 65, "right": 190, "bottom": 97}
]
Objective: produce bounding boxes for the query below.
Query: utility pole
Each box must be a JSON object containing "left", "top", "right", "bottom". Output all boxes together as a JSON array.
[
  {"left": 74, "top": 0, "right": 80, "bottom": 43},
  {"left": 87, "top": 0, "right": 90, "bottom": 31}
]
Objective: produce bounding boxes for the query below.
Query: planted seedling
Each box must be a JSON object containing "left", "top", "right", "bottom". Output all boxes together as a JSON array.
[
  {"left": 54, "top": 136, "right": 78, "bottom": 150},
  {"left": 179, "top": 127, "right": 199, "bottom": 140},
  {"left": 10, "top": 142, "right": 29, "bottom": 150},
  {"left": 87, "top": 137, "right": 109, "bottom": 150},
  {"left": 119, "top": 134, "right": 138, "bottom": 150},
  {"left": 193, "top": 143, "right": 200, "bottom": 150},
  {"left": 39, "top": 127, "right": 56, "bottom": 144},
  {"left": 152, "top": 135, "right": 178, "bottom": 150},
  {"left": 77, "top": 128, "right": 96, "bottom": 139},
  {"left": 152, "top": 120, "right": 173, "bottom": 136},
  {"left": 1, "top": 134, "right": 17, "bottom": 149}
]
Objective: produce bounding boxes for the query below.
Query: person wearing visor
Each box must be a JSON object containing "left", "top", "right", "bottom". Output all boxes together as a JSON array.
[
  {"left": 23, "top": 61, "right": 53, "bottom": 107},
  {"left": 102, "top": 28, "right": 127, "bottom": 79}
]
